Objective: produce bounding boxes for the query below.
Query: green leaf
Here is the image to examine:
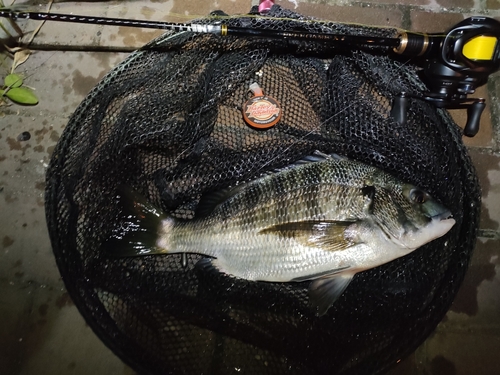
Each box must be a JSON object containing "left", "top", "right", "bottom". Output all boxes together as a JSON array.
[
  {"left": 5, "top": 87, "right": 39, "bottom": 105},
  {"left": 4, "top": 74, "right": 23, "bottom": 88}
]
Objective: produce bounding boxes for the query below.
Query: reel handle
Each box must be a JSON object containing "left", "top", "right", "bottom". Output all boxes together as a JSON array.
[{"left": 464, "top": 99, "right": 486, "bottom": 137}]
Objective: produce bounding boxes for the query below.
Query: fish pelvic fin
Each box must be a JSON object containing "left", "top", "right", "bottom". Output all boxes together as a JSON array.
[
  {"left": 309, "top": 273, "right": 354, "bottom": 316},
  {"left": 103, "top": 187, "right": 173, "bottom": 257},
  {"left": 260, "top": 221, "right": 356, "bottom": 251},
  {"left": 291, "top": 266, "right": 350, "bottom": 282}
]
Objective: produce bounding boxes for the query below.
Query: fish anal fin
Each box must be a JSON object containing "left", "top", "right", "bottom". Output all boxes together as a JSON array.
[
  {"left": 195, "top": 257, "right": 221, "bottom": 274},
  {"left": 260, "top": 221, "right": 356, "bottom": 251},
  {"left": 309, "top": 273, "right": 354, "bottom": 316}
]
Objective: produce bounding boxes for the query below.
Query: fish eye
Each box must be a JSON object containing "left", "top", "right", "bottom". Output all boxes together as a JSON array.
[{"left": 410, "top": 189, "right": 427, "bottom": 204}]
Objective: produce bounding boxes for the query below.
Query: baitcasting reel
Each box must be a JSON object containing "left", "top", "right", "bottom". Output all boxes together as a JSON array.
[{"left": 392, "top": 16, "right": 500, "bottom": 136}]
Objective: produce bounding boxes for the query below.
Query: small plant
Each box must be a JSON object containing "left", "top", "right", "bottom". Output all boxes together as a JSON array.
[
  {"left": 1, "top": 0, "right": 39, "bottom": 106},
  {"left": 1, "top": 52, "right": 38, "bottom": 105}
]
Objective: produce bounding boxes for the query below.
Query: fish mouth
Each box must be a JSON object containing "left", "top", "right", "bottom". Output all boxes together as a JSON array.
[
  {"left": 423, "top": 210, "right": 456, "bottom": 244},
  {"left": 380, "top": 210, "right": 456, "bottom": 251},
  {"left": 431, "top": 209, "right": 454, "bottom": 222}
]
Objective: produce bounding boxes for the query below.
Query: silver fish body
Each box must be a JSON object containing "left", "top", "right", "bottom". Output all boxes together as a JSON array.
[{"left": 107, "top": 153, "right": 455, "bottom": 315}]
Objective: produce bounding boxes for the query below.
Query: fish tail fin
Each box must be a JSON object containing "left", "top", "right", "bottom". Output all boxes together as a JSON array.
[
  {"left": 309, "top": 273, "right": 354, "bottom": 316},
  {"left": 103, "top": 187, "right": 174, "bottom": 257}
]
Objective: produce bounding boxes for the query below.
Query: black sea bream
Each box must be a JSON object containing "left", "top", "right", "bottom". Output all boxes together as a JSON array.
[{"left": 105, "top": 152, "right": 455, "bottom": 316}]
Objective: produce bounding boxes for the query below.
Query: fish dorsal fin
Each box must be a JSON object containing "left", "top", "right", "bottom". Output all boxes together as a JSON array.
[
  {"left": 196, "top": 184, "right": 247, "bottom": 218},
  {"left": 295, "top": 150, "right": 332, "bottom": 164},
  {"left": 300, "top": 150, "right": 345, "bottom": 162},
  {"left": 195, "top": 151, "right": 344, "bottom": 217},
  {"left": 260, "top": 221, "right": 357, "bottom": 251},
  {"left": 268, "top": 151, "right": 343, "bottom": 175}
]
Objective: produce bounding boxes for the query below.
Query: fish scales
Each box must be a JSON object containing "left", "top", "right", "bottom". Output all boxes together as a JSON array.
[{"left": 166, "top": 159, "right": 381, "bottom": 279}]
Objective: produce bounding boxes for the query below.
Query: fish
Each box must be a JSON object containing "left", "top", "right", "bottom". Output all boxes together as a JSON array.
[{"left": 104, "top": 152, "right": 455, "bottom": 316}]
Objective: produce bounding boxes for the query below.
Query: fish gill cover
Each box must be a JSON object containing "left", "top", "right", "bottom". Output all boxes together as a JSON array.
[{"left": 45, "top": 5, "right": 480, "bottom": 375}]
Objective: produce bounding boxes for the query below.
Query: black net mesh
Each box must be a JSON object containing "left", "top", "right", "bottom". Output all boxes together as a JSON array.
[{"left": 45, "top": 6, "right": 480, "bottom": 375}]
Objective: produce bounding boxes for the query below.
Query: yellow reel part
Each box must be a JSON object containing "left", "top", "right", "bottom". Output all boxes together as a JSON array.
[{"left": 462, "top": 35, "right": 498, "bottom": 60}]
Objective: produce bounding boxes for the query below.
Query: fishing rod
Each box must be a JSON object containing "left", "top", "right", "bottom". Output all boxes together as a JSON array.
[
  {"left": 0, "top": 10, "right": 401, "bottom": 49},
  {"left": 1, "top": 9, "right": 500, "bottom": 136}
]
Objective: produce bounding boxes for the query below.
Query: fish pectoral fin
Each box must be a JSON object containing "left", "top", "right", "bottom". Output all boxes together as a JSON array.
[
  {"left": 260, "top": 221, "right": 356, "bottom": 251},
  {"left": 309, "top": 273, "right": 354, "bottom": 317}
]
